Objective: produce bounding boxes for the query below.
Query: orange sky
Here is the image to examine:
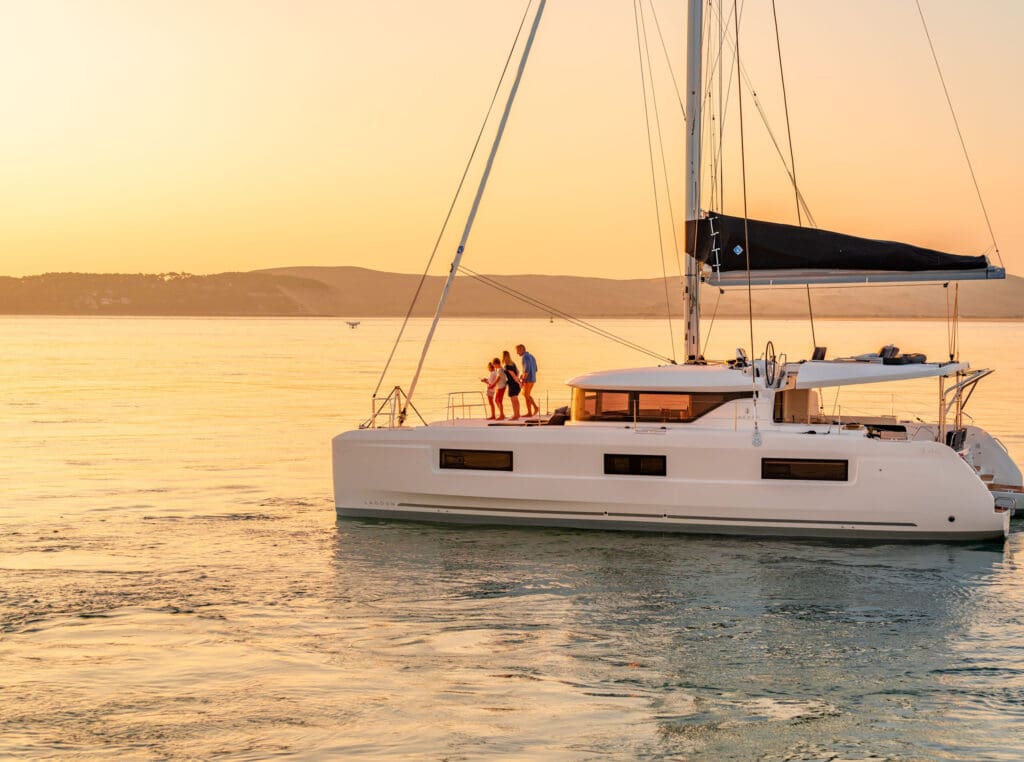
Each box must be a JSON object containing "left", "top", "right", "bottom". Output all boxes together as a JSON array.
[{"left": 1, "top": 0, "right": 1021, "bottom": 279}]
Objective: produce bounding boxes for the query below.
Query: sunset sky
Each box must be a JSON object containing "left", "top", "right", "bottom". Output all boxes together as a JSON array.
[{"left": 1, "top": 0, "right": 1021, "bottom": 279}]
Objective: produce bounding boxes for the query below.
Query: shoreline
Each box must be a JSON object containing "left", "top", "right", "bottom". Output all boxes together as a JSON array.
[{"left": 1, "top": 313, "right": 1020, "bottom": 322}]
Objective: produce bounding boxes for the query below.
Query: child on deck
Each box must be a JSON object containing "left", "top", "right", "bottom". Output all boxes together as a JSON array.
[
  {"left": 481, "top": 361, "right": 499, "bottom": 420},
  {"left": 491, "top": 356, "right": 507, "bottom": 419}
]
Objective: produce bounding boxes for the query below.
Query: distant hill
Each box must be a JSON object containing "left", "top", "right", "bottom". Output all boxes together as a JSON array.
[
  {"left": 1, "top": 267, "right": 1022, "bottom": 319},
  {"left": 0, "top": 271, "right": 330, "bottom": 316}
]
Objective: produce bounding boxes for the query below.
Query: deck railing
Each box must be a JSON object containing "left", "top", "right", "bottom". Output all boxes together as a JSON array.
[
  {"left": 361, "top": 386, "right": 427, "bottom": 429},
  {"left": 446, "top": 390, "right": 487, "bottom": 423}
]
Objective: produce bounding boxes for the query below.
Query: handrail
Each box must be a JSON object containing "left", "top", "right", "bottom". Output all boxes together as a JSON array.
[
  {"left": 942, "top": 369, "right": 993, "bottom": 417},
  {"left": 939, "top": 368, "right": 993, "bottom": 444},
  {"left": 362, "top": 386, "right": 428, "bottom": 429},
  {"left": 446, "top": 390, "right": 487, "bottom": 424}
]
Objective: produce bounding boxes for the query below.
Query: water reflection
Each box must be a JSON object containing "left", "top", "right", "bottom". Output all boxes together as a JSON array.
[
  {"left": 2, "top": 316, "right": 1022, "bottom": 759},
  {"left": 329, "top": 520, "right": 1019, "bottom": 758}
]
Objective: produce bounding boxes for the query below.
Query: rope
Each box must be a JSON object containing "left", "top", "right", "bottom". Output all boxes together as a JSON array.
[
  {"left": 733, "top": 0, "right": 759, "bottom": 436},
  {"left": 643, "top": 0, "right": 687, "bottom": 304},
  {"left": 945, "top": 282, "right": 953, "bottom": 361},
  {"left": 700, "top": 2, "right": 729, "bottom": 214},
  {"left": 633, "top": 0, "right": 677, "bottom": 362},
  {"left": 458, "top": 266, "right": 675, "bottom": 364},
  {"left": 717, "top": 0, "right": 724, "bottom": 211},
  {"left": 705, "top": 1, "right": 818, "bottom": 228},
  {"left": 732, "top": 2, "right": 754, "bottom": 363},
  {"left": 404, "top": 0, "right": 547, "bottom": 417},
  {"left": 953, "top": 282, "right": 960, "bottom": 362},
  {"left": 729, "top": 0, "right": 761, "bottom": 434},
  {"left": 771, "top": 0, "right": 801, "bottom": 227},
  {"left": 915, "top": 0, "right": 1002, "bottom": 267},
  {"left": 645, "top": 0, "right": 686, "bottom": 120},
  {"left": 769, "top": 1, "right": 817, "bottom": 350},
  {"left": 805, "top": 285, "right": 817, "bottom": 349},
  {"left": 703, "top": 0, "right": 739, "bottom": 197},
  {"left": 701, "top": 287, "right": 724, "bottom": 358},
  {"left": 370, "top": 0, "right": 535, "bottom": 401}
]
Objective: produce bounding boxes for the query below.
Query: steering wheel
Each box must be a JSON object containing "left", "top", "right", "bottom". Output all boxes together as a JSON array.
[{"left": 764, "top": 340, "right": 778, "bottom": 387}]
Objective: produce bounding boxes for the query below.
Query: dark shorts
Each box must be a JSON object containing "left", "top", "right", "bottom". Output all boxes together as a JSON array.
[{"left": 507, "top": 384, "right": 521, "bottom": 397}]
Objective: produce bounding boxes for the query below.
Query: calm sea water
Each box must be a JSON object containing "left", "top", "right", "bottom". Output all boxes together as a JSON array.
[{"left": 2, "top": 315, "right": 1023, "bottom": 760}]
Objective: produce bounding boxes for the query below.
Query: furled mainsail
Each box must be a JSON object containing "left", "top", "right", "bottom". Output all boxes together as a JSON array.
[{"left": 687, "top": 213, "right": 1002, "bottom": 285}]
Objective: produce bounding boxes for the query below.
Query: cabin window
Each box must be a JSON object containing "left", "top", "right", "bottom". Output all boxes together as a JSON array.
[
  {"left": 440, "top": 449, "right": 513, "bottom": 472},
  {"left": 761, "top": 458, "right": 848, "bottom": 481},
  {"left": 604, "top": 454, "right": 667, "bottom": 477},
  {"left": 572, "top": 389, "right": 752, "bottom": 423}
]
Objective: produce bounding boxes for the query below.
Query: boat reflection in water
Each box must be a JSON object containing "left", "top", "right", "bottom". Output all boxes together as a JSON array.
[{"left": 327, "top": 520, "right": 1017, "bottom": 757}]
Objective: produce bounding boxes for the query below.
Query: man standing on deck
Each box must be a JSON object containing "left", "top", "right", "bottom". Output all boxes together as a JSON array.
[{"left": 516, "top": 344, "right": 539, "bottom": 417}]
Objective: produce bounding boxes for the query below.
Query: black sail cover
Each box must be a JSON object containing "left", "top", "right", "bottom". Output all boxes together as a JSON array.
[{"left": 687, "top": 213, "right": 991, "bottom": 278}]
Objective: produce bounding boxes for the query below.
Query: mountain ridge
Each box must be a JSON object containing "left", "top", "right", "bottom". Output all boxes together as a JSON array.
[{"left": 0, "top": 266, "right": 1020, "bottom": 318}]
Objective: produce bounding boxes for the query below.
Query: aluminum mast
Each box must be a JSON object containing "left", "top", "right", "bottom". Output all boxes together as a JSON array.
[
  {"left": 401, "top": 0, "right": 547, "bottom": 423},
  {"left": 683, "top": 0, "right": 704, "bottom": 362}
]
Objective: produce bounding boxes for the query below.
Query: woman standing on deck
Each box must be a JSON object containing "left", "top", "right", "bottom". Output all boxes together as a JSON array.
[{"left": 502, "top": 349, "right": 522, "bottom": 420}]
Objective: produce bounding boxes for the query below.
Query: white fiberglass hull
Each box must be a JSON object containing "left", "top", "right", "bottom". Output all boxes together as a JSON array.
[{"left": 332, "top": 423, "right": 1009, "bottom": 541}]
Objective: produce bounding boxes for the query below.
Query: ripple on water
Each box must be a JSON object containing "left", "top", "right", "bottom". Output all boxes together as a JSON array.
[{"left": 3, "top": 317, "right": 1024, "bottom": 759}]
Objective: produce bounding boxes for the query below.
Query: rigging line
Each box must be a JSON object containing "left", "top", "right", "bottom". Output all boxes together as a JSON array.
[
  {"left": 705, "top": 1, "right": 817, "bottom": 227},
  {"left": 637, "top": 0, "right": 680, "bottom": 360},
  {"left": 458, "top": 266, "right": 675, "bottom": 363},
  {"left": 458, "top": 269, "right": 673, "bottom": 363},
  {"left": 700, "top": 3, "right": 724, "bottom": 210},
  {"left": 945, "top": 283, "right": 953, "bottom": 361},
  {"left": 458, "top": 267, "right": 673, "bottom": 361},
  {"left": 742, "top": 73, "right": 818, "bottom": 226},
  {"left": 733, "top": 0, "right": 759, "bottom": 430},
  {"left": 704, "top": 0, "right": 740, "bottom": 204},
  {"left": 805, "top": 285, "right": 817, "bottom": 349},
  {"left": 701, "top": 287, "right": 724, "bottom": 358},
  {"left": 769, "top": 0, "right": 816, "bottom": 349},
  {"left": 645, "top": 0, "right": 685, "bottom": 120},
  {"left": 634, "top": 1, "right": 675, "bottom": 358},
  {"left": 718, "top": 0, "right": 724, "bottom": 211},
  {"left": 770, "top": 0, "right": 801, "bottom": 227},
  {"left": 695, "top": 5, "right": 714, "bottom": 210},
  {"left": 644, "top": 0, "right": 687, "bottom": 289},
  {"left": 702, "top": 12, "right": 721, "bottom": 214},
  {"left": 703, "top": 0, "right": 739, "bottom": 120},
  {"left": 954, "top": 282, "right": 960, "bottom": 362},
  {"left": 915, "top": 0, "right": 1002, "bottom": 268},
  {"left": 404, "top": 0, "right": 547, "bottom": 418},
  {"left": 370, "top": 0, "right": 535, "bottom": 401}
]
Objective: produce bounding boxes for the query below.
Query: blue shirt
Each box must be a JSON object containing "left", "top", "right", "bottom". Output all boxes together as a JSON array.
[{"left": 521, "top": 351, "right": 537, "bottom": 382}]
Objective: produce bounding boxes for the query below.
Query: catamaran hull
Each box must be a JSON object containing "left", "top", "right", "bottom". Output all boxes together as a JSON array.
[{"left": 332, "top": 426, "right": 1009, "bottom": 541}]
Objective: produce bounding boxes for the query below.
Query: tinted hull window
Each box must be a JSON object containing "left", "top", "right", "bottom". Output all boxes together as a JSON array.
[
  {"left": 761, "top": 458, "right": 848, "bottom": 481},
  {"left": 440, "top": 449, "right": 514, "bottom": 471},
  {"left": 604, "top": 454, "right": 667, "bottom": 477}
]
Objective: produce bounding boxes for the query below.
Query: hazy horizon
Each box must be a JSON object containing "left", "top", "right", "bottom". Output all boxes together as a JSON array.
[{"left": 1, "top": 1, "right": 1021, "bottom": 281}]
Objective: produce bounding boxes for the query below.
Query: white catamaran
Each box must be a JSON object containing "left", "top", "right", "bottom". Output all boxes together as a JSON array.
[{"left": 333, "top": 0, "right": 1019, "bottom": 540}]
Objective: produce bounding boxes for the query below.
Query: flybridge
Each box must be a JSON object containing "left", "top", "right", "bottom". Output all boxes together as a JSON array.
[{"left": 690, "top": 213, "right": 1005, "bottom": 287}]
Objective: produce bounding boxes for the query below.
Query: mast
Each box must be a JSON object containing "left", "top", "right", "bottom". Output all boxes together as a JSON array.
[
  {"left": 401, "top": 0, "right": 547, "bottom": 423},
  {"left": 683, "top": 0, "right": 704, "bottom": 362}
]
